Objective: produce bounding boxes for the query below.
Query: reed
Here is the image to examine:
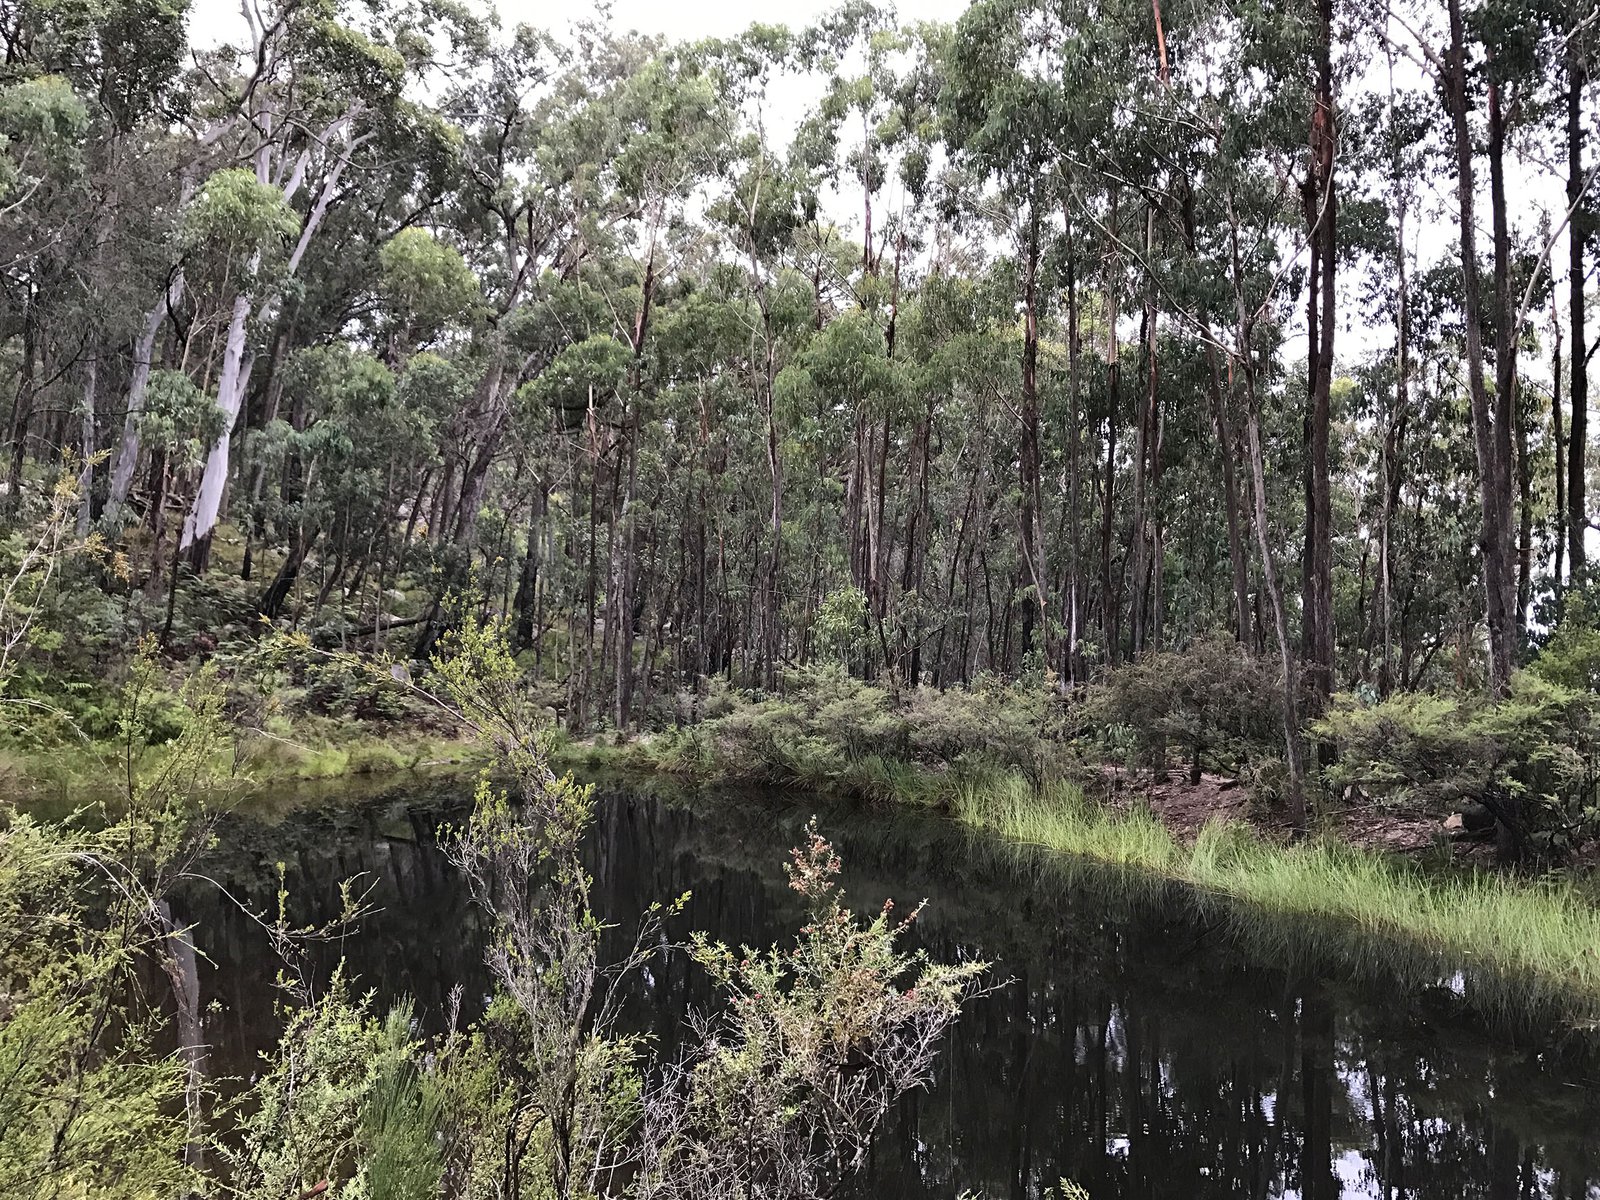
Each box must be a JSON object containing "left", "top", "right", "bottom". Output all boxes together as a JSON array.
[
  {"left": 953, "top": 775, "right": 1600, "bottom": 1020},
  {"left": 613, "top": 729, "right": 1600, "bottom": 1018}
]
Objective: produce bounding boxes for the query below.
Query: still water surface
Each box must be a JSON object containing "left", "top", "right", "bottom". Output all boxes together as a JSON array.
[{"left": 183, "top": 781, "right": 1600, "bottom": 1199}]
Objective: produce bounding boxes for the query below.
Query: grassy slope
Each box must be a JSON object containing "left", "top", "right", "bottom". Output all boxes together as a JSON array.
[{"left": 1, "top": 718, "right": 487, "bottom": 811}]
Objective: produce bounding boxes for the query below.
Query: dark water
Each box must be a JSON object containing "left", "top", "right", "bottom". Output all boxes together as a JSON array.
[{"left": 181, "top": 780, "right": 1600, "bottom": 1200}]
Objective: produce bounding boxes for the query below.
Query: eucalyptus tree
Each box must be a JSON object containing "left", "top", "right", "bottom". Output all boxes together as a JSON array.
[
  {"left": 171, "top": 3, "right": 414, "bottom": 572},
  {"left": 1565, "top": 0, "right": 1596, "bottom": 586},
  {"left": 4, "top": 0, "right": 1599, "bottom": 810},
  {"left": 791, "top": 5, "right": 947, "bottom": 675},
  {"left": 941, "top": 0, "right": 1081, "bottom": 677},
  {"left": 0, "top": 0, "right": 191, "bottom": 524},
  {"left": 1380, "top": 0, "right": 1596, "bottom": 693}
]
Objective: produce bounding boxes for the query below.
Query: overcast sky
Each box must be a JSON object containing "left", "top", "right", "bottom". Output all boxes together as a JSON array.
[
  {"left": 562, "top": 0, "right": 969, "bottom": 38},
  {"left": 190, "top": 0, "right": 971, "bottom": 44}
]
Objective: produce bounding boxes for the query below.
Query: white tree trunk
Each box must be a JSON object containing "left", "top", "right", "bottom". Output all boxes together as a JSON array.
[
  {"left": 179, "top": 291, "right": 253, "bottom": 557},
  {"left": 105, "top": 273, "right": 185, "bottom": 524},
  {"left": 175, "top": 122, "right": 359, "bottom": 563}
]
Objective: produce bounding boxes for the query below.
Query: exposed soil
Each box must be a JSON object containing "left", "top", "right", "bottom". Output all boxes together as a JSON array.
[{"left": 1095, "top": 765, "right": 1460, "bottom": 857}]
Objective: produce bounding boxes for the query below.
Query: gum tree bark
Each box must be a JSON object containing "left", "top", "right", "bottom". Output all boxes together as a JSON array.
[{"left": 1444, "top": 0, "right": 1516, "bottom": 694}]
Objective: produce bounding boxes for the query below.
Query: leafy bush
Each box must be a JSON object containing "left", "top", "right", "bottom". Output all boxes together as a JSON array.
[
  {"left": 221, "top": 984, "right": 437, "bottom": 1200},
  {"left": 651, "top": 667, "right": 1072, "bottom": 794},
  {"left": 671, "top": 666, "right": 906, "bottom": 791},
  {"left": 638, "top": 820, "right": 987, "bottom": 1196},
  {"left": 903, "top": 673, "right": 1072, "bottom": 782},
  {"left": 1314, "top": 690, "right": 1482, "bottom": 810},
  {"left": 1084, "top": 633, "right": 1283, "bottom": 781},
  {"left": 1316, "top": 660, "right": 1600, "bottom": 857}
]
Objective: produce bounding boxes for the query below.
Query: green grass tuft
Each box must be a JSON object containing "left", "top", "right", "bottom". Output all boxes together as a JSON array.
[{"left": 951, "top": 774, "right": 1600, "bottom": 1021}]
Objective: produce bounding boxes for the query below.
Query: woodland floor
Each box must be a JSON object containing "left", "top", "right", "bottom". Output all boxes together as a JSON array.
[{"left": 1096, "top": 765, "right": 1466, "bottom": 857}]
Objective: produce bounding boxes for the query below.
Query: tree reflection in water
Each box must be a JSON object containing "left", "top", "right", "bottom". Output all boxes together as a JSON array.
[{"left": 181, "top": 783, "right": 1600, "bottom": 1200}]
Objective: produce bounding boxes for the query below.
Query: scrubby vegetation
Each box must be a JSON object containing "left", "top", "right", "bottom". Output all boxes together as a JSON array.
[
  {"left": 1315, "top": 609, "right": 1600, "bottom": 858},
  {"left": 4, "top": 0, "right": 1600, "bottom": 1186},
  {"left": 1, "top": 595, "right": 987, "bottom": 1198}
]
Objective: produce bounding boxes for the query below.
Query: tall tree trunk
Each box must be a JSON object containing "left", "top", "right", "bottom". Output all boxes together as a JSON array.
[
  {"left": 1100, "top": 191, "right": 1123, "bottom": 666},
  {"left": 1130, "top": 205, "right": 1158, "bottom": 658},
  {"left": 179, "top": 292, "right": 254, "bottom": 572},
  {"left": 106, "top": 274, "right": 185, "bottom": 525},
  {"left": 259, "top": 526, "right": 320, "bottom": 620},
  {"left": 1018, "top": 210, "right": 1052, "bottom": 667},
  {"left": 515, "top": 481, "right": 550, "bottom": 652},
  {"left": 1569, "top": 44, "right": 1590, "bottom": 585},
  {"left": 1517, "top": 404, "right": 1534, "bottom": 628},
  {"left": 1302, "top": 2, "right": 1336, "bottom": 702},
  {"left": 902, "top": 388, "right": 934, "bottom": 684},
  {"left": 1205, "top": 341, "right": 1253, "bottom": 645},
  {"left": 1065, "top": 231, "right": 1084, "bottom": 685},
  {"left": 612, "top": 415, "right": 640, "bottom": 729},
  {"left": 611, "top": 249, "right": 657, "bottom": 727},
  {"left": 1229, "top": 192, "right": 1307, "bottom": 823},
  {"left": 450, "top": 357, "right": 511, "bottom": 550},
  {"left": 1490, "top": 65, "right": 1526, "bottom": 645},
  {"left": 1554, "top": 294, "right": 1568, "bottom": 597},
  {"left": 1246, "top": 387, "right": 1308, "bottom": 826},
  {"left": 5, "top": 292, "right": 35, "bottom": 508},
  {"left": 762, "top": 323, "right": 782, "bottom": 691},
  {"left": 1381, "top": 124, "right": 1412, "bottom": 698},
  {"left": 1445, "top": 0, "right": 1517, "bottom": 694},
  {"left": 76, "top": 356, "right": 97, "bottom": 536}
]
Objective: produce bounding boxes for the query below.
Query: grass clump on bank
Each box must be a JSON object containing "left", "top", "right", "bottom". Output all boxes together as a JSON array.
[
  {"left": 5, "top": 712, "right": 485, "bottom": 812},
  {"left": 617, "top": 669, "right": 1600, "bottom": 1022},
  {"left": 956, "top": 777, "right": 1600, "bottom": 1019}
]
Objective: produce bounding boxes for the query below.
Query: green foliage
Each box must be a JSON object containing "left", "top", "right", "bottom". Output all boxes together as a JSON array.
[
  {"left": 524, "top": 334, "right": 633, "bottom": 413},
  {"left": 642, "top": 819, "right": 987, "bottom": 1196},
  {"left": 1085, "top": 633, "right": 1284, "bottom": 780},
  {"left": 903, "top": 675, "right": 1072, "bottom": 780},
  {"left": 142, "top": 369, "right": 222, "bottom": 468},
  {"left": 813, "top": 585, "right": 868, "bottom": 664},
  {"left": 659, "top": 667, "right": 902, "bottom": 791},
  {"left": 0, "top": 814, "right": 193, "bottom": 1200},
  {"left": 0, "top": 637, "right": 228, "bottom": 1200},
  {"left": 223, "top": 982, "right": 433, "bottom": 1200},
  {"left": 361, "top": 1005, "right": 445, "bottom": 1200},
  {"left": 379, "top": 228, "right": 480, "bottom": 339},
  {"left": 0, "top": 74, "right": 88, "bottom": 196},
  {"left": 419, "top": 620, "right": 983, "bottom": 1200},
  {"left": 183, "top": 167, "right": 301, "bottom": 267},
  {"left": 1317, "top": 652, "right": 1600, "bottom": 853},
  {"left": 1316, "top": 689, "right": 1483, "bottom": 809},
  {"left": 650, "top": 668, "right": 1074, "bottom": 797}
]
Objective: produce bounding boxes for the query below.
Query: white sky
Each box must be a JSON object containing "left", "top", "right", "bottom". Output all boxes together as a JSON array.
[
  {"left": 564, "top": 0, "right": 971, "bottom": 39},
  {"left": 188, "top": 0, "right": 971, "bottom": 44}
]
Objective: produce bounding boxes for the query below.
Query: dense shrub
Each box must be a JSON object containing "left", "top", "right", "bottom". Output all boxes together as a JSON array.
[
  {"left": 903, "top": 673, "right": 1074, "bottom": 781},
  {"left": 1316, "top": 658, "right": 1600, "bottom": 857},
  {"left": 1314, "top": 690, "right": 1483, "bottom": 810},
  {"left": 1084, "top": 633, "right": 1284, "bottom": 781},
  {"left": 649, "top": 667, "right": 1073, "bottom": 795}
]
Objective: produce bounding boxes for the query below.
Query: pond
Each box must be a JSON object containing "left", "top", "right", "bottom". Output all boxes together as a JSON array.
[{"left": 180, "top": 778, "right": 1600, "bottom": 1199}]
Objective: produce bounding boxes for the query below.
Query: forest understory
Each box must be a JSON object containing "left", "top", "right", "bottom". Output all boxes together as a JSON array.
[{"left": 3, "top": 0, "right": 1600, "bottom": 1191}]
